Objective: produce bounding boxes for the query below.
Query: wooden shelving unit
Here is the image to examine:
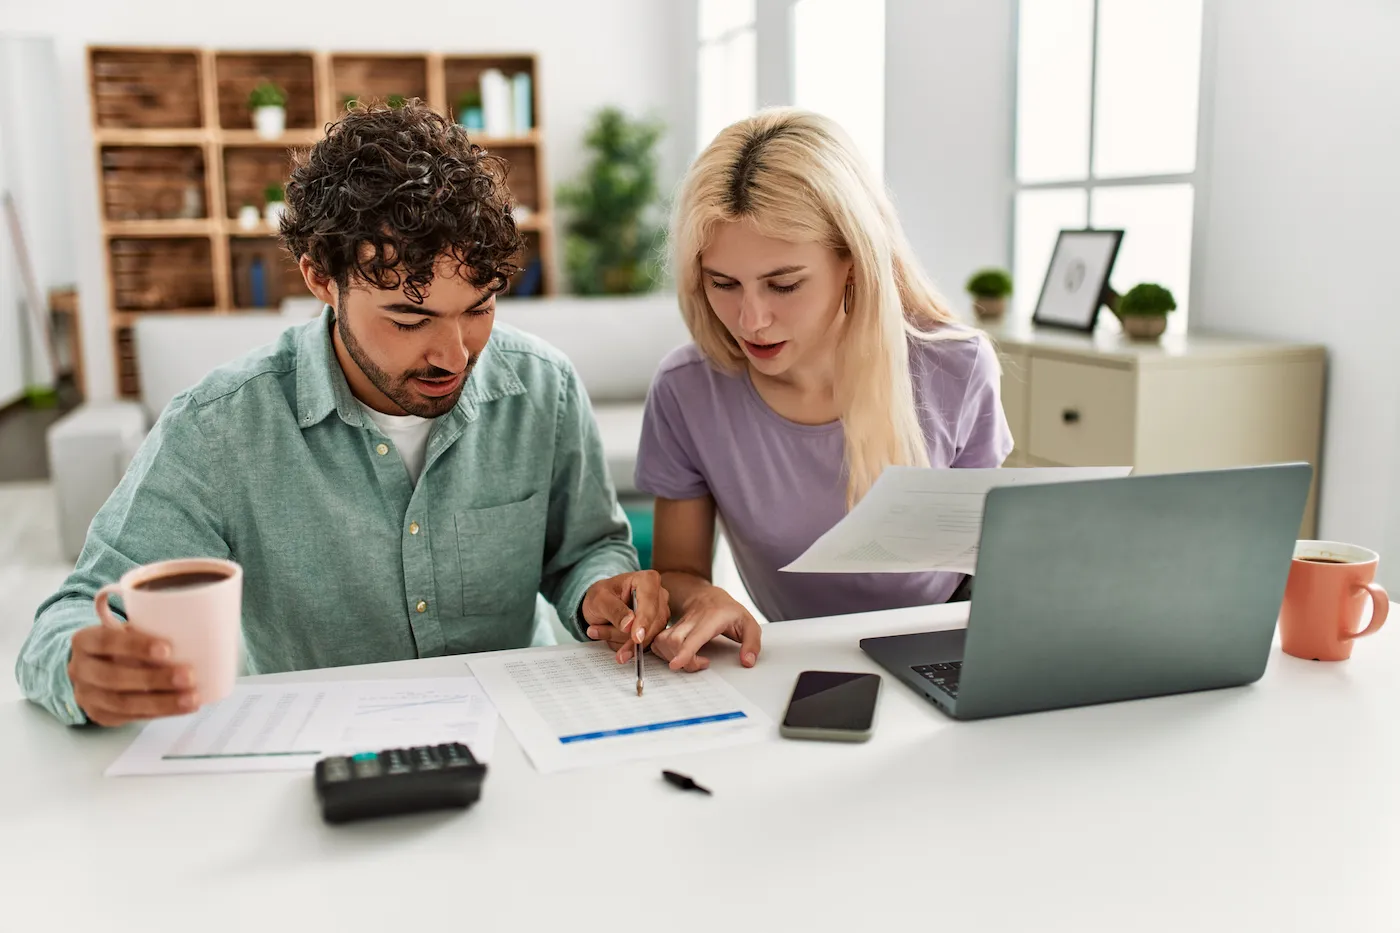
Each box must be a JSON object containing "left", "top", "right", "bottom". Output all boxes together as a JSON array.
[{"left": 88, "top": 45, "right": 555, "bottom": 398}]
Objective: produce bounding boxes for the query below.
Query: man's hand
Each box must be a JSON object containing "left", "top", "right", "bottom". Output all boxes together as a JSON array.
[
  {"left": 581, "top": 570, "right": 669, "bottom": 664},
  {"left": 649, "top": 584, "right": 760, "bottom": 673},
  {"left": 67, "top": 624, "right": 198, "bottom": 727}
]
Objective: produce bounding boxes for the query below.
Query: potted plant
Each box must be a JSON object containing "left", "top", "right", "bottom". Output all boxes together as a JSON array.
[
  {"left": 557, "top": 107, "right": 667, "bottom": 295},
  {"left": 965, "top": 268, "right": 1013, "bottom": 321},
  {"left": 387, "top": 94, "right": 407, "bottom": 109},
  {"left": 248, "top": 81, "right": 287, "bottom": 139},
  {"left": 341, "top": 94, "right": 358, "bottom": 112},
  {"left": 1114, "top": 282, "right": 1177, "bottom": 340},
  {"left": 237, "top": 202, "right": 260, "bottom": 230},
  {"left": 263, "top": 182, "right": 287, "bottom": 226},
  {"left": 456, "top": 89, "right": 484, "bottom": 131}
]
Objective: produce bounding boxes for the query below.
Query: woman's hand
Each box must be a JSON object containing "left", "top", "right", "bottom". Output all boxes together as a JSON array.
[{"left": 650, "top": 584, "right": 761, "bottom": 673}]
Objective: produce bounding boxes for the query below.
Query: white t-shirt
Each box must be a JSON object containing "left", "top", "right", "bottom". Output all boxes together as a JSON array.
[{"left": 357, "top": 401, "right": 435, "bottom": 485}]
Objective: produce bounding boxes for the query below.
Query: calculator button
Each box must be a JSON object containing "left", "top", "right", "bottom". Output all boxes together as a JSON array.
[
  {"left": 352, "top": 755, "right": 382, "bottom": 779},
  {"left": 384, "top": 749, "right": 411, "bottom": 774},
  {"left": 412, "top": 746, "right": 441, "bottom": 770},
  {"left": 322, "top": 758, "right": 352, "bottom": 782}
]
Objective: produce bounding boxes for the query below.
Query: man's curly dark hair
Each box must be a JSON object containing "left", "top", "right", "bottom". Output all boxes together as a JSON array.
[{"left": 279, "top": 100, "right": 523, "bottom": 303}]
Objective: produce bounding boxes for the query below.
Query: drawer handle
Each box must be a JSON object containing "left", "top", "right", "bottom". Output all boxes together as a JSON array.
[{"left": 1062, "top": 409, "right": 1081, "bottom": 424}]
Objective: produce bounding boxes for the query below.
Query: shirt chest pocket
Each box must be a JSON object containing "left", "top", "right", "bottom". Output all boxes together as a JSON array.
[{"left": 453, "top": 492, "right": 548, "bottom": 619}]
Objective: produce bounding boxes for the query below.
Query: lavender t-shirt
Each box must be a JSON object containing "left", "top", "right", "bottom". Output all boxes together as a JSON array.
[{"left": 634, "top": 330, "right": 1014, "bottom": 623}]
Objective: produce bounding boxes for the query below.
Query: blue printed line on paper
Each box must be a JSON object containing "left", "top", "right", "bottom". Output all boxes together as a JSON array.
[{"left": 558, "top": 710, "right": 747, "bottom": 744}]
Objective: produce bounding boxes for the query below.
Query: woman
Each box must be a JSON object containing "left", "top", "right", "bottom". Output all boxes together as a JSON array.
[{"left": 588, "top": 108, "right": 1012, "bottom": 672}]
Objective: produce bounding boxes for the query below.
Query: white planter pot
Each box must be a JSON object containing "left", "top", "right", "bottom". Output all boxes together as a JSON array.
[
  {"left": 253, "top": 105, "right": 286, "bottom": 139},
  {"left": 237, "top": 205, "right": 261, "bottom": 230},
  {"left": 264, "top": 201, "right": 286, "bottom": 226}
]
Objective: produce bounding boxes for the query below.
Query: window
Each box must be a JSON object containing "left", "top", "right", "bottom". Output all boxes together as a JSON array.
[
  {"left": 1014, "top": 0, "right": 1203, "bottom": 329},
  {"left": 697, "top": 0, "right": 757, "bottom": 151},
  {"left": 792, "top": 0, "right": 886, "bottom": 179}
]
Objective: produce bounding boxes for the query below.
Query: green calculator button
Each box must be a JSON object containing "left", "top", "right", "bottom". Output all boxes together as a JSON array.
[{"left": 352, "top": 752, "right": 378, "bottom": 761}]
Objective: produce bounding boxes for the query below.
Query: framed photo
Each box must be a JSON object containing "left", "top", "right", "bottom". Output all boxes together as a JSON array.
[{"left": 1031, "top": 229, "right": 1125, "bottom": 333}]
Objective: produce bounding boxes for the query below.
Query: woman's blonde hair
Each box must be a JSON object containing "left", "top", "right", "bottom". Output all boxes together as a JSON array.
[{"left": 670, "top": 107, "right": 981, "bottom": 509}]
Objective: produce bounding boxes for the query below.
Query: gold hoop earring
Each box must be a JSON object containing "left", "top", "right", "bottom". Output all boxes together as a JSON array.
[{"left": 844, "top": 283, "right": 853, "bottom": 314}]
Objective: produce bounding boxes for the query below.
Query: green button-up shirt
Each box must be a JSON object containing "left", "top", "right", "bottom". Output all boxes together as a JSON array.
[{"left": 17, "top": 308, "right": 638, "bottom": 725}]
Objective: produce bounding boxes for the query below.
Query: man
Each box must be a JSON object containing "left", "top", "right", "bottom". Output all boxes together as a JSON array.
[{"left": 17, "top": 102, "right": 666, "bottom": 727}]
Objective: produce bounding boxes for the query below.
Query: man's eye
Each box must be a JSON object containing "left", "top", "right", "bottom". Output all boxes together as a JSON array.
[{"left": 391, "top": 319, "right": 429, "bottom": 332}]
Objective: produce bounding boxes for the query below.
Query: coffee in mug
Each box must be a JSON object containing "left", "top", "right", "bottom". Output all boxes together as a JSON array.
[
  {"left": 94, "top": 558, "right": 243, "bottom": 705},
  {"left": 1279, "top": 541, "right": 1388, "bottom": 661}
]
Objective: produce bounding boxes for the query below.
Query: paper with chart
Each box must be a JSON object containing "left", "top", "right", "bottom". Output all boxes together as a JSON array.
[
  {"left": 106, "top": 678, "right": 498, "bottom": 777},
  {"left": 782, "top": 465, "right": 1133, "bottom": 575},
  {"left": 469, "top": 645, "right": 772, "bottom": 773}
]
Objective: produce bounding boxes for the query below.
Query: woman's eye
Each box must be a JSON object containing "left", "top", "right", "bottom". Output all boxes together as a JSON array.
[
  {"left": 708, "top": 279, "right": 738, "bottom": 291},
  {"left": 768, "top": 281, "right": 800, "bottom": 294}
]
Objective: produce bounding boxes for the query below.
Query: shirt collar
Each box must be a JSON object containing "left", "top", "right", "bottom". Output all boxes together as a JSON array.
[{"left": 294, "top": 305, "right": 526, "bottom": 431}]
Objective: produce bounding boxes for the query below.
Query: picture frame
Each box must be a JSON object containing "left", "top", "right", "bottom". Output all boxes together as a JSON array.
[{"left": 1030, "top": 228, "right": 1125, "bottom": 333}]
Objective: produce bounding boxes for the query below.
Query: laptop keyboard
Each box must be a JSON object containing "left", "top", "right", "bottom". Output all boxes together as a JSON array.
[{"left": 911, "top": 661, "right": 962, "bottom": 698}]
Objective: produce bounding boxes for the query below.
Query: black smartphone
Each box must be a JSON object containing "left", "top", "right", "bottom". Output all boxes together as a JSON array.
[{"left": 779, "top": 670, "right": 882, "bottom": 742}]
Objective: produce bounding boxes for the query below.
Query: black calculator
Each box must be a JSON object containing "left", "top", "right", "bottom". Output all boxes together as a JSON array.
[{"left": 314, "top": 743, "right": 487, "bottom": 824}]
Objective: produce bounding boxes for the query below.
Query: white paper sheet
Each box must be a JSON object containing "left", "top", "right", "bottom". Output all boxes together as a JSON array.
[
  {"left": 782, "top": 465, "right": 1133, "bottom": 574},
  {"left": 105, "top": 678, "right": 498, "bottom": 777},
  {"left": 469, "top": 645, "right": 772, "bottom": 774}
]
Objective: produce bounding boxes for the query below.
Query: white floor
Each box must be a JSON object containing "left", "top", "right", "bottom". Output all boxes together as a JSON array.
[{"left": 0, "top": 482, "right": 761, "bottom": 710}]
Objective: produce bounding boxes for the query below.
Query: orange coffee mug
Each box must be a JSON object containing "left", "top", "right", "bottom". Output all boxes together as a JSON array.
[{"left": 1279, "top": 540, "right": 1389, "bottom": 661}]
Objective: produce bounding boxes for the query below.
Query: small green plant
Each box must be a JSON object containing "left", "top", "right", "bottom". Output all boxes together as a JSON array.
[
  {"left": 557, "top": 107, "right": 667, "bottom": 295},
  {"left": 248, "top": 81, "right": 286, "bottom": 110},
  {"left": 264, "top": 182, "right": 285, "bottom": 204},
  {"left": 341, "top": 94, "right": 359, "bottom": 111},
  {"left": 387, "top": 94, "right": 407, "bottom": 109},
  {"left": 965, "top": 268, "right": 1013, "bottom": 298},
  {"left": 456, "top": 90, "right": 482, "bottom": 111},
  {"left": 1116, "top": 283, "right": 1177, "bottom": 317}
]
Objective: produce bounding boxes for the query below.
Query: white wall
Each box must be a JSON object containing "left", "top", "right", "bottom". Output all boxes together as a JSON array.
[
  {"left": 0, "top": 0, "right": 691, "bottom": 402},
  {"left": 1191, "top": 0, "right": 1400, "bottom": 583},
  {"left": 0, "top": 34, "right": 76, "bottom": 407},
  {"left": 884, "top": 0, "right": 1015, "bottom": 315}
]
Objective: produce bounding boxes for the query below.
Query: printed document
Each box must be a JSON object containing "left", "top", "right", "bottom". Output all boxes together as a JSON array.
[
  {"left": 782, "top": 466, "right": 1132, "bottom": 574},
  {"left": 469, "top": 644, "right": 771, "bottom": 773},
  {"left": 106, "top": 678, "right": 498, "bottom": 777}
]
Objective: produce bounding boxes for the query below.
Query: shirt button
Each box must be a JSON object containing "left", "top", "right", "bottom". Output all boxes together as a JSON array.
[
  {"left": 376, "top": 443, "right": 390, "bottom": 456},
  {"left": 416, "top": 600, "right": 428, "bottom": 613},
  {"left": 409, "top": 522, "right": 420, "bottom": 535}
]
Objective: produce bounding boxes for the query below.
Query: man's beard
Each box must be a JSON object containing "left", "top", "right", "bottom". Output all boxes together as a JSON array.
[{"left": 336, "top": 297, "right": 476, "bottom": 418}]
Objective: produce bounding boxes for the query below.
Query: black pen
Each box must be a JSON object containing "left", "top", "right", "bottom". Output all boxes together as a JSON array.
[{"left": 632, "top": 586, "right": 644, "bottom": 697}]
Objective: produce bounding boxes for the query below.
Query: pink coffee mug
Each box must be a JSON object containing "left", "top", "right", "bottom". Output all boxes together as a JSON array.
[
  {"left": 1279, "top": 541, "right": 1389, "bottom": 661},
  {"left": 94, "top": 558, "right": 243, "bottom": 705}
]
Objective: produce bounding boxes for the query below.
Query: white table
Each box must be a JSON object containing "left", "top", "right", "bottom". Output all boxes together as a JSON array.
[{"left": 3, "top": 603, "right": 1397, "bottom": 932}]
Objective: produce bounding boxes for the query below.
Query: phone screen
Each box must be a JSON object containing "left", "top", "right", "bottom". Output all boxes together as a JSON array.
[{"left": 782, "top": 671, "right": 881, "bottom": 731}]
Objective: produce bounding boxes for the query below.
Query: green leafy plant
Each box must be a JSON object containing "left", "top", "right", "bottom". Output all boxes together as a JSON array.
[
  {"left": 1116, "top": 282, "right": 1177, "bottom": 317},
  {"left": 248, "top": 81, "right": 287, "bottom": 110},
  {"left": 456, "top": 90, "right": 482, "bottom": 111},
  {"left": 341, "top": 94, "right": 359, "bottom": 112},
  {"left": 387, "top": 94, "right": 407, "bottom": 109},
  {"left": 264, "top": 182, "right": 286, "bottom": 204},
  {"left": 965, "top": 268, "right": 1013, "bottom": 298},
  {"left": 556, "top": 107, "right": 667, "bottom": 295}
]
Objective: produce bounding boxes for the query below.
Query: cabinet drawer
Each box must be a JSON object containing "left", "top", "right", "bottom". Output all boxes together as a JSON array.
[{"left": 1028, "top": 358, "right": 1136, "bottom": 466}]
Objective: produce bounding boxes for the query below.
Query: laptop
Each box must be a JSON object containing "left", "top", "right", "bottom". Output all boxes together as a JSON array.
[{"left": 859, "top": 463, "right": 1313, "bottom": 721}]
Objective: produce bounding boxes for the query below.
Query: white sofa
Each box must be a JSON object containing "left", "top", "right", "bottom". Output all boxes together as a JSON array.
[{"left": 47, "top": 294, "right": 689, "bottom": 560}]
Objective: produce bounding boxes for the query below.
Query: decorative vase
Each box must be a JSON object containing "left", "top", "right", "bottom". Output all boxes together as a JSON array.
[
  {"left": 458, "top": 107, "right": 485, "bottom": 131},
  {"left": 253, "top": 105, "right": 286, "bottom": 140},
  {"left": 237, "top": 204, "right": 261, "bottom": 230},
  {"left": 264, "top": 200, "right": 286, "bottom": 226},
  {"left": 1121, "top": 315, "right": 1167, "bottom": 340},
  {"left": 972, "top": 295, "right": 1006, "bottom": 321}
]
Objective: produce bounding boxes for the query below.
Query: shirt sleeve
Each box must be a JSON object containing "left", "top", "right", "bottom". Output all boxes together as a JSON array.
[
  {"left": 633, "top": 367, "right": 710, "bottom": 501},
  {"left": 538, "top": 364, "right": 639, "bottom": 639},
  {"left": 15, "top": 396, "right": 229, "bottom": 725},
  {"left": 951, "top": 335, "right": 1015, "bottom": 468}
]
